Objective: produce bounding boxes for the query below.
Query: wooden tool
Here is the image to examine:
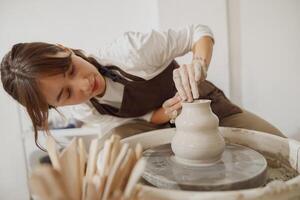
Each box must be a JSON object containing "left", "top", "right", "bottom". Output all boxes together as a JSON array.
[
  {"left": 135, "top": 143, "right": 143, "bottom": 160},
  {"left": 86, "top": 139, "right": 99, "bottom": 180},
  {"left": 115, "top": 149, "right": 135, "bottom": 191},
  {"left": 59, "top": 138, "right": 80, "bottom": 200},
  {"left": 30, "top": 169, "right": 50, "bottom": 200},
  {"left": 31, "top": 134, "right": 145, "bottom": 200},
  {"left": 78, "top": 138, "right": 87, "bottom": 199},
  {"left": 102, "top": 143, "right": 129, "bottom": 200},
  {"left": 96, "top": 175, "right": 107, "bottom": 200},
  {"left": 124, "top": 159, "right": 147, "bottom": 200},
  {"left": 108, "top": 135, "right": 121, "bottom": 169},
  {"left": 98, "top": 140, "right": 113, "bottom": 177},
  {"left": 29, "top": 164, "right": 70, "bottom": 200},
  {"left": 85, "top": 179, "right": 97, "bottom": 200},
  {"left": 45, "top": 136, "right": 61, "bottom": 171}
]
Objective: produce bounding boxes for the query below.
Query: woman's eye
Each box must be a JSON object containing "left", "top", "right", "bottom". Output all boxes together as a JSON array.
[
  {"left": 69, "top": 65, "right": 75, "bottom": 76},
  {"left": 67, "top": 88, "right": 72, "bottom": 99}
]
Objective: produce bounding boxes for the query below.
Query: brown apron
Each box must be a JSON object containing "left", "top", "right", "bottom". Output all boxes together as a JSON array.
[{"left": 90, "top": 60, "right": 242, "bottom": 120}]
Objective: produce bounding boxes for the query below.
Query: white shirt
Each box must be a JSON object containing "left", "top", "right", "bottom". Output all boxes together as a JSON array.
[{"left": 71, "top": 24, "right": 214, "bottom": 136}]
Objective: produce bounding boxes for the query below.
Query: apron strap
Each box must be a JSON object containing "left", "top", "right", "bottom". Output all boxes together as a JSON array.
[{"left": 104, "top": 65, "right": 145, "bottom": 82}]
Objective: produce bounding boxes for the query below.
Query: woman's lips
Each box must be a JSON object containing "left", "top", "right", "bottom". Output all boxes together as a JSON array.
[{"left": 91, "top": 75, "right": 99, "bottom": 94}]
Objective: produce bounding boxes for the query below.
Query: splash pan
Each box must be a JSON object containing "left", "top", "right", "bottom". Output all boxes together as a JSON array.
[{"left": 121, "top": 127, "right": 300, "bottom": 200}]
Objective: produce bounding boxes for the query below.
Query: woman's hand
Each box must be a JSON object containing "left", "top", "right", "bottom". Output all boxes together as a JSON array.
[
  {"left": 150, "top": 93, "right": 182, "bottom": 124},
  {"left": 162, "top": 93, "right": 182, "bottom": 123},
  {"left": 173, "top": 58, "right": 207, "bottom": 102}
]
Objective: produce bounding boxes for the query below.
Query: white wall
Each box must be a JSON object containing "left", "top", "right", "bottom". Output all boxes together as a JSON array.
[
  {"left": 231, "top": 0, "right": 300, "bottom": 139},
  {"left": 0, "top": 93, "right": 30, "bottom": 199},
  {"left": 158, "top": 0, "right": 231, "bottom": 96},
  {"left": 0, "top": 0, "right": 159, "bottom": 54}
]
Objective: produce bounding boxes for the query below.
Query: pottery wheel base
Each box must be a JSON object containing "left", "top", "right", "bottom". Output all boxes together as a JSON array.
[{"left": 142, "top": 143, "right": 267, "bottom": 191}]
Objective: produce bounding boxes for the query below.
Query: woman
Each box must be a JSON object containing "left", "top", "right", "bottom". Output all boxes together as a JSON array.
[{"left": 1, "top": 24, "right": 285, "bottom": 150}]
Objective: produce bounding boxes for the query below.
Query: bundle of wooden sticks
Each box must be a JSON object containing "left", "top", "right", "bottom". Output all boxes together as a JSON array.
[{"left": 29, "top": 135, "right": 145, "bottom": 200}]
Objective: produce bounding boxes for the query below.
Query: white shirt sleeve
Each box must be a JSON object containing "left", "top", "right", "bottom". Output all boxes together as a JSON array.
[{"left": 98, "top": 24, "right": 214, "bottom": 80}]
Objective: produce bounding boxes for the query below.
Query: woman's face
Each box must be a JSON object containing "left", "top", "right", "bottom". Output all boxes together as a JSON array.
[{"left": 38, "top": 52, "right": 106, "bottom": 107}]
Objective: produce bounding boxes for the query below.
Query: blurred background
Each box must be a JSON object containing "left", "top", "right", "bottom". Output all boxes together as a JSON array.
[{"left": 0, "top": 0, "right": 299, "bottom": 199}]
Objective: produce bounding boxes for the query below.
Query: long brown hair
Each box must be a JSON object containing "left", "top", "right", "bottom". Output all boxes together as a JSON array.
[{"left": 0, "top": 42, "right": 101, "bottom": 151}]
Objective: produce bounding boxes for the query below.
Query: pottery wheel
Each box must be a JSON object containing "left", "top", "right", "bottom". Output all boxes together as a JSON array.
[{"left": 142, "top": 143, "right": 267, "bottom": 191}]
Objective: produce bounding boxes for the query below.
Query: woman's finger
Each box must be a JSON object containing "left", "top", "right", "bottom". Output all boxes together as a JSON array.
[
  {"left": 165, "top": 101, "right": 182, "bottom": 115},
  {"left": 173, "top": 69, "right": 187, "bottom": 101},
  {"left": 162, "top": 95, "right": 181, "bottom": 109},
  {"left": 179, "top": 65, "right": 193, "bottom": 102},
  {"left": 186, "top": 64, "right": 199, "bottom": 99},
  {"left": 200, "top": 65, "right": 207, "bottom": 81},
  {"left": 171, "top": 101, "right": 182, "bottom": 111},
  {"left": 193, "top": 60, "right": 202, "bottom": 82}
]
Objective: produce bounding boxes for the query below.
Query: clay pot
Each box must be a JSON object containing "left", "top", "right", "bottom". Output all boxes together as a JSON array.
[{"left": 171, "top": 99, "right": 225, "bottom": 165}]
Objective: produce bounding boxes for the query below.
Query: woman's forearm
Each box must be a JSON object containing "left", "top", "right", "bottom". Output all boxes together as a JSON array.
[
  {"left": 151, "top": 36, "right": 214, "bottom": 125},
  {"left": 150, "top": 107, "right": 170, "bottom": 124},
  {"left": 192, "top": 36, "right": 214, "bottom": 68}
]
